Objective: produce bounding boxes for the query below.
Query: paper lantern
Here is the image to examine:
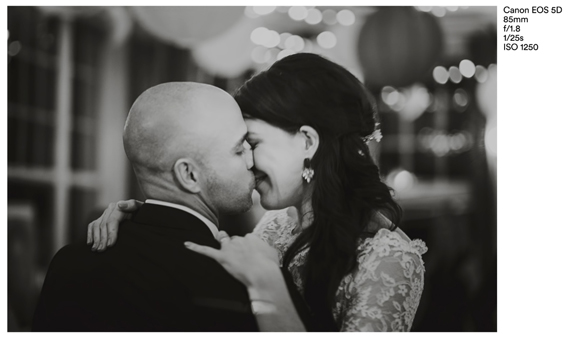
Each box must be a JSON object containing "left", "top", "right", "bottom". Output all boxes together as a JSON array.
[
  {"left": 357, "top": 7, "right": 443, "bottom": 90},
  {"left": 193, "top": 16, "right": 257, "bottom": 78},
  {"left": 315, "top": 17, "right": 365, "bottom": 82},
  {"left": 131, "top": 6, "right": 244, "bottom": 48}
]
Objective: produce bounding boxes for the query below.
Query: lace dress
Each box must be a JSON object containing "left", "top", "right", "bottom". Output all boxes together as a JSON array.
[{"left": 253, "top": 208, "right": 428, "bottom": 332}]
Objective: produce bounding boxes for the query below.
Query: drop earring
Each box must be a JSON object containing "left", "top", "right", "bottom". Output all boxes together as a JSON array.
[{"left": 302, "top": 158, "right": 314, "bottom": 183}]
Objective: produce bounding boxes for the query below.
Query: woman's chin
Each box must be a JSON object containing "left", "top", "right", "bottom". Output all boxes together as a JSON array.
[{"left": 257, "top": 191, "right": 283, "bottom": 211}]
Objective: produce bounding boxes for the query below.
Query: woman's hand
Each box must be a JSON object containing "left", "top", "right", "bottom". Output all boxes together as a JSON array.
[
  {"left": 87, "top": 199, "right": 142, "bottom": 251},
  {"left": 184, "top": 231, "right": 280, "bottom": 288},
  {"left": 186, "top": 231, "right": 307, "bottom": 331}
]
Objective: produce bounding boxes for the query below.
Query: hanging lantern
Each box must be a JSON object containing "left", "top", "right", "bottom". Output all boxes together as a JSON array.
[
  {"left": 193, "top": 15, "right": 258, "bottom": 78},
  {"left": 131, "top": 6, "right": 244, "bottom": 48},
  {"left": 357, "top": 7, "right": 443, "bottom": 90}
]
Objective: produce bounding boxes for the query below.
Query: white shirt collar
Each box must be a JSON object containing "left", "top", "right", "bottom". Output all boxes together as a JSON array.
[{"left": 145, "top": 199, "right": 219, "bottom": 238}]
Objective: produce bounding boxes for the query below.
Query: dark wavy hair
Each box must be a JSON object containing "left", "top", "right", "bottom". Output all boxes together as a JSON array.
[{"left": 233, "top": 53, "right": 402, "bottom": 330}]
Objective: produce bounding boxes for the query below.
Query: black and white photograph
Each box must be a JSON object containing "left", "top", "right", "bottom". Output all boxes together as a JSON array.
[{"left": 3, "top": 3, "right": 568, "bottom": 334}]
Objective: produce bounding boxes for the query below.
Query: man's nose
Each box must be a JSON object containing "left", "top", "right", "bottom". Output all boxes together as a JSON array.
[{"left": 246, "top": 148, "right": 254, "bottom": 170}]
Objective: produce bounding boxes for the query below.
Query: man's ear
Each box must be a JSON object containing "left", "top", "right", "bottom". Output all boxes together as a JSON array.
[
  {"left": 299, "top": 125, "right": 320, "bottom": 159},
  {"left": 173, "top": 158, "right": 202, "bottom": 194}
]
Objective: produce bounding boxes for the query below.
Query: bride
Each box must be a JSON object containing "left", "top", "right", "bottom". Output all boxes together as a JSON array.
[{"left": 87, "top": 53, "right": 427, "bottom": 331}]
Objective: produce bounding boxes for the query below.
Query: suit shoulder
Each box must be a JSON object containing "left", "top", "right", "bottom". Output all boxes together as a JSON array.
[
  {"left": 47, "top": 242, "right": 95, "bottom": 272},
  {"left": 53, "top": 242, "right": 91, "bottom": 258}
]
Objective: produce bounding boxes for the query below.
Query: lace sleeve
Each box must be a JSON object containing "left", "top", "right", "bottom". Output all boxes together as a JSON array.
[
  {"left": 340, "top": 230, "right": 427, "bottom": 332},
  {"left": 251, "top": 209, "right": 288, "bottom": 247}
]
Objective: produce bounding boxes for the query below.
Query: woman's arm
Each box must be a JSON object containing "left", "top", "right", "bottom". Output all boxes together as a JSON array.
[
  {"left": 338, "top": 233, "right": 427, "bottom": 331},
  {"left": 184, "top": 233, "right": 306, "bottom": 331}
]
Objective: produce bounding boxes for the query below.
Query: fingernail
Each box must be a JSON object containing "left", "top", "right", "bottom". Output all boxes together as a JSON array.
[
  {"left": 118, "top": 202, "right": 127, "bottom": 208},
  {"left": 184, "top": 242, "right": 194, "bottom": 248}
]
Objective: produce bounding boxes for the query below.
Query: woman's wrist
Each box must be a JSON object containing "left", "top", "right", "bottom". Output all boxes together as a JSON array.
[{"left": 247, "top": 261, "right": 284, "bottom": 301}]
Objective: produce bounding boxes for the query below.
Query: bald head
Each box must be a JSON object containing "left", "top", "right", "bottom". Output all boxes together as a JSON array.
[{"left": 124, "top": 82, "right": 242, "bottom": 176}]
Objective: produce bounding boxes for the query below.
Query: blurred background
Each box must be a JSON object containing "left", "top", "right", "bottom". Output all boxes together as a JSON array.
[{"left": 7, "top": 6, "right": 497, "bottom": 332}]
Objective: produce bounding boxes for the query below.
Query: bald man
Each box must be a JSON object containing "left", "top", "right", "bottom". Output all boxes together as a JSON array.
[{"left": 32, "top": 83, "right": 305, "bottom": 331}]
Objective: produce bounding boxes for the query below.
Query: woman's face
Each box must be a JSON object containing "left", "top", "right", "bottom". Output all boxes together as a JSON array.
[{"left": 245, "top": 118, "right": 306, "bottom": 210}]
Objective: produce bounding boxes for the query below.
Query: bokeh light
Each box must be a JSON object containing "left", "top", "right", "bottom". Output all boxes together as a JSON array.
[
  {"left": 381, "top": 86, "right": 399, "bottom": 106},
  {"left": 416, "top": 6, "right": 432, "bottom": 12},
  {"left": 305, "top": 8, "right": 322, "bottom": 25},
  {"left": 322, "top": 9, "right": 337, "bottom": 25},
  {"left": 250, "top": 27, "right": 268, "bottom": 45},
  {"left": 431, "top": 7, "right": 446, "bottom": 17},
  {"left": 475, "top": 65, "right": 488, "bottom": 83},
  {"left": 449, "top": 66, "right": 463, "bottom": 83},
  {"left": 431, "top": 133, "right": 451, "bottom": 156},
  {"left": 337, "top": 9, "right": 355, "bottom": 26},
  {"left": 459, "top": 59, "right": 476, "bottom": 78},
  {"left": 264, "top": 48, "right": 279, "bottom": 63},
  {"left": 450, "top": 133, "right": 467, "bottom": 151},
  {"left": 393, "top": 170, "right": 416, "bottom": 192},
  {"left": 261, "top": 30, "right": 280, "bottom": 48},
  {"left": 8, "top": 41, "right": 21, "bottom": 56},
  {"left": 453, "top": 88, "right": 469, "bottom": 108},
  {"left": 288, "top": 6, "right": 308, "bottom": 21},
  {"left": 251, "top": 46, "right": 269, "bottom": 64},
  {"left": 317, "top": 31, "right": 336, "bottom": 49},
  {"left": 278, "top": 32, "right": 292, "bottom": 49},
  {"left": 285, "top": 35, "right": 305, "bottom": 52},
  {"left": 244, "top": 6, "right": 259, "bottom": 18},
  {"left": 252, "top": 6, "right": 276, "bottom": 16},
  {"left": 277, "top": 49, "right": 295, "bottom": 60},
  {"left": 400, "top": 85, "right": 430, "bottom": 120},
  {"left": 433, "top": 66, "right": 449, "bottom": 84}
]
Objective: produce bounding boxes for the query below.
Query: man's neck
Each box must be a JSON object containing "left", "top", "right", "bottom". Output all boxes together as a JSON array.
[
  {"left": 181, "top": 198, "right": 219, "bottom": 227},
  {"left": 140, "top": 178, "right": 219, "bottom": 227},
  {"left": 145, "top": 198, "right": 220, "bottom": 238}
]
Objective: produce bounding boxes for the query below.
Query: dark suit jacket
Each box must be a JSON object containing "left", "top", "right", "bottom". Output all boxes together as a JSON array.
[{"left": 32, "top": 203, "right": 313, "bottom": 332}]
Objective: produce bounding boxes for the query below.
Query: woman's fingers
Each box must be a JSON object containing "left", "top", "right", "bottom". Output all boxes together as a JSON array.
[
  {"left": 87, "top": 219, "right": 97, "bottom": 244},
  {"left": 93, "top": 206, "right": 112, "bottom": 250},
  {"left": 106, "top": 223, "right": 118, "bottom": 247},
  {"left": 117, "top": 199, "right": 142, "bottom": 211},
  {"left": 105, "top": 204, "right": 127, "bottom": 247},
  {"left": 184, "top": 242, "right": 224, "bottom": 262},
  {"left": 97, "top": 222, "right": 108, "bottom": 251},
  {"left": 92, "top": 222, "right": 101, "bottom": 251},
  {"left": 217, "top": 230, "right": 230, "bottom": 244}
]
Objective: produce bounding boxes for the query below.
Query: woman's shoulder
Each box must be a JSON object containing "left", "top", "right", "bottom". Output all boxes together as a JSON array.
[
  {"left": 350, "top": 226, "right": 427, "bottom": 298},
  {"left": 363, "top": 212, "right": 428, "bottom": 257},
  {"left": 370, "top": 228, "right": 428, "bottom": 257},
  {"left": 357, "top": 215, "right": 428, "bottom": 272}
]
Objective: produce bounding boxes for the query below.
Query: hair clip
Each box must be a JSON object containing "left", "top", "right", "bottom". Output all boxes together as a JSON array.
[{"left": 362, "top": 123, "right": 383, "bottom": 143}]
